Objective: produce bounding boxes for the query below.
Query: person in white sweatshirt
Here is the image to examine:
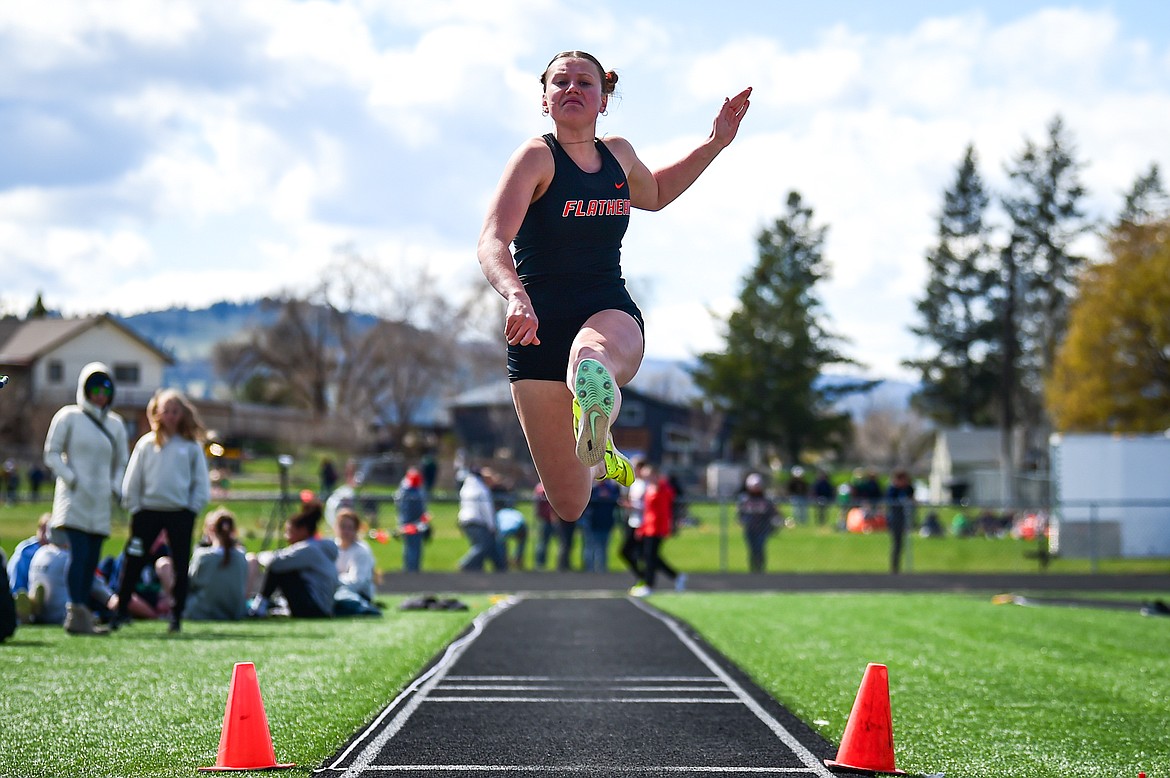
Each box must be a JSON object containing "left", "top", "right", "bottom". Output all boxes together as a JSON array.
[
  {"left": 111, "top": 389, "right": 210, "bottom": 633},
  {"left": 43, "top": 362, "right": 129, "bottom": 636}
]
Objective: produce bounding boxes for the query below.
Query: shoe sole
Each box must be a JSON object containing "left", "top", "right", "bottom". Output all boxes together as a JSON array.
[{"left": 574, "top": 359, "right": 614, "bottom": 468}]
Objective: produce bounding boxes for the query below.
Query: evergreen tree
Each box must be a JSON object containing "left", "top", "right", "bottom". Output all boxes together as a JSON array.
[
  {"left": 905, "top": 144, "right": 1000, "bottom": 426},
  {"left": 1118, "top": 163, "right": 1169, "bottom": 226},
  {"left": 692, "top": 191, "right": 872, "bottom": 464},
  {"left": 27, "top": 293, "right": 49, "bottom": 319},
  {"left": 1000, "top": 116, "right": 1091, "bottom": 418}
]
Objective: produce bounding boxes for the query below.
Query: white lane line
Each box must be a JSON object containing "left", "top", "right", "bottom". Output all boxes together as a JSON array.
[
  {"left": 425, "top": 697, "right": 742, "bottom": 703},
  {"left": 436, "top": 684, "right": 730, "bottom": 691},
  {"left": 321, "top": 596, "right": 519, "bottom": 777},
  {"left": 443, "top": 675, "right": 719, "bottom": 682},
  {"left": 629, "top": 598, "right": 836, "bottom": 778}
]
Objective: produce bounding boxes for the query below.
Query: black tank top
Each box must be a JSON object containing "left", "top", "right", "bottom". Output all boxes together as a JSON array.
[{"left": 513, "top": 134, "right": 634, "bottom": 319}]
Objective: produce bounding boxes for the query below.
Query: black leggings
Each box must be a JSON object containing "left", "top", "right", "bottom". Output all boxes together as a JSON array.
[
  {"left": 620, "top": 525, "right": 641, "bottom": 578},
  {"left": 640, "top": 536, "right": 678, "bottom": 589},
  {"left": 117, "top": 508, "right": 195, "bottom": 625}
]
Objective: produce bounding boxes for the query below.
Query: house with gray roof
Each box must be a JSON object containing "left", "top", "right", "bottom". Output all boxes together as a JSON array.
[{"left": 0, "top": 314, "right": 173, "bottom": 455}]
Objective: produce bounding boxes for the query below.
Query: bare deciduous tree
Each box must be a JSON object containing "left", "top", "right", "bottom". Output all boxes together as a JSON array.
[
  {"left": 214, "top": 245, "right": 500, "bottom": 447},
  {"left": 851, "top": 403, "right": 933, "bottom": 472}
]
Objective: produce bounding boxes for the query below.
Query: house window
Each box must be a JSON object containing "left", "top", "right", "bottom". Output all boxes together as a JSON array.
[
  {"left": 113, "top": 363, "right": 140, "bottom": 386},
  {"left": 617, "top": 399, "right": 644, "bottom": 427},
  {"left": 662, "top": 423, "right": 697, "bottom": 453},
  {"left": 47, "top": 360, "right": 64, "bottom": 383}
]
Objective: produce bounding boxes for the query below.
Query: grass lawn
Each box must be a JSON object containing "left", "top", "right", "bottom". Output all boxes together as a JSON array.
[
  {"left": 4, "top": 497, "right": 1168, "bottom": 576},
  {"left": 3, "top": 592, "right": 1167, "bottom": 778},
  {"left": 0, "top": 599, "right": 490, "bottom": 778},
  {"left": 656, "top": 592, "right": 1170, "bottom": 778}
]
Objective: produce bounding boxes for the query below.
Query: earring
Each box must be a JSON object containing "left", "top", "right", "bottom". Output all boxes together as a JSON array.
[
  {"left": 542, "top": 107, "right": 549, "bottom": 116},
  {"left": 601, "top": 109, "right": 608, "bottom": 117}
]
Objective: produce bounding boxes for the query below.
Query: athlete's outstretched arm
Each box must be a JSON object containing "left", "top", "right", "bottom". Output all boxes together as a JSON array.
[
  {"left": 619, "top": 87, "right": 751, "bottom": 212},
  {"left": 477, "top": 140, "right": 552, "bottom": 347}
]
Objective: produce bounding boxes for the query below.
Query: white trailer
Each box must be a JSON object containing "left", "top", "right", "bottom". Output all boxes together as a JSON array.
[{"left": 1050, "top": 432, "right": 1170, "bottom": 558}]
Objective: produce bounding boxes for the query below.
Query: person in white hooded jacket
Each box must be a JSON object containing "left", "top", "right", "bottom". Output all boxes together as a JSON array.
[{"left": 43, "top": 362, "right": 129, "bottom": 635}]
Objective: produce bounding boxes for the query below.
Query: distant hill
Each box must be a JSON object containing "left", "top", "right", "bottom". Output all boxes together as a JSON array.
[
  {"left": 118, "top": 300, "right": 282, "bottom": 398},
  {"left": 119, "top": 302, "right": 918, "bottom": 412},
  {"left": 121, "top": 300, "right": 277, "bottom": 362},
  {"left": 630, "top": 357, "right": 918, "bottom": 417}
]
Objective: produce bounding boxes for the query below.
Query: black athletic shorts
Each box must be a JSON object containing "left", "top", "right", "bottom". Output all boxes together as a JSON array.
[{"left": 507, "top": 303, "right": 645, "bottom": 382}]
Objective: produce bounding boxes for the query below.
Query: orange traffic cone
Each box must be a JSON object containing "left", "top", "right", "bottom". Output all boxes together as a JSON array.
[
  {"left": 824, "top": 663, "right": 905, "bottom": 774},
  {"left": 199, "top": 662, "right": 295, "bottom": 772}
]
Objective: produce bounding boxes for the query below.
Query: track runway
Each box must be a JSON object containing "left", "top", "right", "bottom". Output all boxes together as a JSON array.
[{"left": 315, "top": 596, "right": 837, "bottom": 778}]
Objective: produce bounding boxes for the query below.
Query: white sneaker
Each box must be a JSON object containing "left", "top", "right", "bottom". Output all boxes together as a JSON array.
[
  {"left": 674, "top": 573, "right": 688, "bottom": 593},
  {"left": 628, "top": 583, "right": 652, "bottom": 598},
  {"left": 247, "top": 596, "right": 269, "bottom": 618}
]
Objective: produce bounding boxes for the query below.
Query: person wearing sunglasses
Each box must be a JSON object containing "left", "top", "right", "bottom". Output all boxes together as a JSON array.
[{"left": 43, "top": 362, "right": 129, "bottom": 635}]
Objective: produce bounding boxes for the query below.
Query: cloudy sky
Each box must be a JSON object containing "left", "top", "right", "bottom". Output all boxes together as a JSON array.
[{"left": 4, "top": 1, "right": 1169, "bottom": 380}]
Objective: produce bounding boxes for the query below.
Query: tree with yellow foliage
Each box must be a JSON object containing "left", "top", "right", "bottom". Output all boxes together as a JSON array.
[{"left": 1047, "top": 202, "right": 1170, "bottom": 431}]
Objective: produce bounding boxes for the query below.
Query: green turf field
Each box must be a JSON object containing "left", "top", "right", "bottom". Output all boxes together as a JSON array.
[
  {"left": 658, "top": 592, "right": 1170, "bottom": 778},
  {"left": 2, "top": 592, "right": 1167, "bottom": 778},
  {"left": 0, "top": 600, "right": 488, "bottom": 778},
  {"left": 3, "top": 496, "right": 1167, "bottom": 575}
]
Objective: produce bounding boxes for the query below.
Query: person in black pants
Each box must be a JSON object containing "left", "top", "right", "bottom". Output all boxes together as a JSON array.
[
  {"left": 252, "top": 502, "right": 338, "bottom": 618},
  {"left": 112, "top": 390, "right": 210, "bottom": 633},
  {"left": 885, "top": 470, "right": 916, "bottom": 574},
  {"left": 619, "top": 459, "right": 650, "bottom": 580}
]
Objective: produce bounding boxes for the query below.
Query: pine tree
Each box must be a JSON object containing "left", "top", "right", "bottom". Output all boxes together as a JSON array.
[
  {"left": 1118, "top": 164, "right": 1169, "bottom": 225},
  {"left": 905, "top": 144, "right": 1000, "bottom": 426},
  {"left": 1001, "top": 116, "right": 1091, "bottom": 417},
  {"left": 692, "top": 191, "right": 872, "bottom": 464}
]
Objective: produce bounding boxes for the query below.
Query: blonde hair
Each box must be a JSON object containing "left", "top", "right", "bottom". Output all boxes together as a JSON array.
[{"left": 148, "top": 388, "right": 206, "bottom": 447}]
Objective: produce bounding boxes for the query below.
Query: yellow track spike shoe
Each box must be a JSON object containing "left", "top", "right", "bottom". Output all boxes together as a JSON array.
[
  {"left": 573, "top": 358, "right": 615, "bottom": 468},
  {"left": 600, "top": 441, "right": 635, "bottom": 487}
]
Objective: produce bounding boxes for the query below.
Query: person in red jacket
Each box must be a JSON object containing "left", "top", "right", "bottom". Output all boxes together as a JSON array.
[{"left": 629, "top": 463, "right": 686, "bottom": 596}]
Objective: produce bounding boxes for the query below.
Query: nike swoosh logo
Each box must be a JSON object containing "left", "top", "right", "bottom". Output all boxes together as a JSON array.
[
  {"left": 587, "top": 410, "right": 603, "bottom": 452},
  {"left": 615, "top": 181, "right": 625, "bottom": 189}
]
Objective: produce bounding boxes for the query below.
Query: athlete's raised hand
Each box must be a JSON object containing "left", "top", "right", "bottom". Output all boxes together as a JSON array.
[{"left": 710, "top": 87, "right": 752, "bottom": 149}]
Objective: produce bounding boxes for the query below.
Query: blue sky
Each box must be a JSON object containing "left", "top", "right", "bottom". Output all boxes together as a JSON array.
[{"left": 3, "top": 1, "right": 1169, "bottom": 381}]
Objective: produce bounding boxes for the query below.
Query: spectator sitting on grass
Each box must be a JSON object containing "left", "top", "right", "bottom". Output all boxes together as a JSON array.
[
  {"left": 333, "top": 508, "right": 376, "bottom": 602},
  {"left": 99, "top": 533, "right": 176, "bottom": 624},
  {"left": 24, "top": 533, "right": 118, "bottom": 626},
  {"left": 250, "top": 501, "right": 338, "bottom": 618},
  {"left": 7, "top": 512, "right": 51, "bottom": 598},
  {"left": 184, "top": 508, "right": 249, "bottom": 621}
]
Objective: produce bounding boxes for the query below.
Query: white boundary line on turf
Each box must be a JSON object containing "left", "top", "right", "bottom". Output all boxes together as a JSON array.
[
  {"left": 628, "top": 598, "right": 836, "bottom": 778},
  {"left": 316, "top": 595, "right": 520, "bottom": 776}
]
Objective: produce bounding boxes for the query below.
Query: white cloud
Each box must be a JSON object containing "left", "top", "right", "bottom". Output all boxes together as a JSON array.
[{"left": 3, "top": 1, "right": 1170, "bottom": 381}]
